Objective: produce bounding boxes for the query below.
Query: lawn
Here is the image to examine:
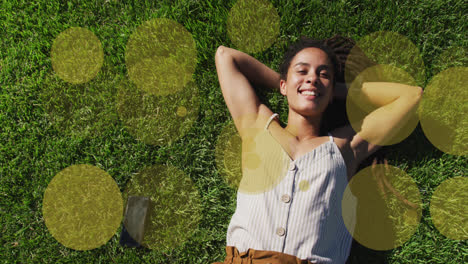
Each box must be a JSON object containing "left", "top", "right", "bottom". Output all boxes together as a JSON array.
[{"left": 0, "top": 0, "right": 466, "bottom": 263}]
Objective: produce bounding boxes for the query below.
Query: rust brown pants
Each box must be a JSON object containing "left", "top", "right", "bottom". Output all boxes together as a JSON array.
[{"left": 212, "top": 246, "right": 313, "bottom": 264}]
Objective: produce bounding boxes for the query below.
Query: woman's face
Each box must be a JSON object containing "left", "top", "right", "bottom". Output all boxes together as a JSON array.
[{"left": 280, "top": 47, "right": 334, "bottom": 117}]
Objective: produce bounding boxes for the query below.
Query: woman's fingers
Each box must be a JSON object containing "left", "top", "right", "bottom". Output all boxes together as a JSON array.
[{"left": 379, "top": 158, "right": 418, "bottom": 209}]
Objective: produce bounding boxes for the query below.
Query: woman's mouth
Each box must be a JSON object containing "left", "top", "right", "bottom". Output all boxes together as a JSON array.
[{"left": 299, "top": 89, "right": 320, "bottom": 99}]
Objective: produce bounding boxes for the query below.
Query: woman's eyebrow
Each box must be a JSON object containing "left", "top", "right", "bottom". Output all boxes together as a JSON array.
[
  {"left": 316, "top": 65, "right": 330, "bottom": 71},
  {"left": 293, "top": 62, "right": 330, "bottom": 71},
  {"left": 293, "top": 62, "right": 310, "bottom": 67}
]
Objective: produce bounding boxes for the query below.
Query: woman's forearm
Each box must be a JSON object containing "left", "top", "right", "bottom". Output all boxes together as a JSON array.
[
  {"left": 358, "top": 82, "right": 423, "bottom": 109},
  {"left": 355, "top": 82, "right": 423, "bottom": 146},
  {"left": 220, "top": 46, "right": 280, "bottom": 91}
]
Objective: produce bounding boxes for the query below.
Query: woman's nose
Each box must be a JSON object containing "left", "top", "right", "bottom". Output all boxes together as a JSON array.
[{"left": 306, "top": 73, "right": 318, "bottom": 84}]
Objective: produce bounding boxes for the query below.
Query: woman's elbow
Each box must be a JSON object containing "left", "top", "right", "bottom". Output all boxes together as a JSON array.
[
  {"left": 403, "top": 85, "right": 423, "bottom": 102},
  {"left": 216, "top": 45, "right": 229, "bottom": 59},
  {"left": 413, "top": 86, "right": 423, "bottom": 101},
  {"left": 415, "top": 86, "right": 423, "bottom": 95}
]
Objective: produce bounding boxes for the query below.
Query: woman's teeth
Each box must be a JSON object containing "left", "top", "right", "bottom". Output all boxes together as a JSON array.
[{"left": 301, "top": 91, "right": 318, "bottom": 96}]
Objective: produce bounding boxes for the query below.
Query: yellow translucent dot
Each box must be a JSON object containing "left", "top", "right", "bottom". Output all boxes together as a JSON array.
[
  {"left": 299, "top": 180, "right": 309, "bottom": 192},
  {"left": 125, "top": 18, "right": 197, "bottom": 96},
  {"left": 419, "top": 67, "right": 468, "bottom": 156},
  {"left": 39, "top": 74, "right": 119, "bottom": 138},
  {"left": 176, "top": 106, "right": 187, "bottom": 117},
  {"left": 242, "top": 136, "right": 256, "bottom": 152},
  {"left": 215, "top": 114, "right": 289, "bottom": 194},
  {"left": 116, "top": 79, "right": 199, "bottom": 146},
  {"left": 342, "top": 164, "right": 422, "bottom": 250},
  {"left": 346, "top": 64, "right": 420, "bottom": 146},
  {"left": 242, "top": 152, "right": 262, "bottom": 170},
  {"left": 430, "top": 176, "right": 468, "bottom": 240},
  {"left": 345, "top": 31, "right": 425, "bottom": 87},
  {"left": 122, "top": 164, "right": 201, "bottom": 250},
  {"left": 51, "top": 27, "right": 103, "bottom": 84},
  {"left": 227, "top": 0, "right": 280, "bottom": 53},
  {"left": 237, "top": 115, "right": 290, "bottom": 194},
  {"left": 42, "top": 164, "right": 123, "bottom": 250},
  {"left": 215, "top": 121, "right": 243, "bottom": 190}
]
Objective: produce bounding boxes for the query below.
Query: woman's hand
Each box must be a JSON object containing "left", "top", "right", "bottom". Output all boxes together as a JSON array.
[{"left": 372, "top": 157, "right": 418, "bottom": 209}]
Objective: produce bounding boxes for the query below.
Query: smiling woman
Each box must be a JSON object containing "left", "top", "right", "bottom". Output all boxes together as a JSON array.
[{"left": 214, "top": 36, "right": 422, "bottom": 264}]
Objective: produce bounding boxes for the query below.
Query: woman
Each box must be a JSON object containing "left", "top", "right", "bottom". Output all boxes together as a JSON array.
[{"left": 213, "top": 37, "right": 422, "bottom": 264}]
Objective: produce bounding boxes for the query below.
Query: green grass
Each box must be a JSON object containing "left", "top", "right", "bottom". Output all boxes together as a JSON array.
[{"left": 1, "top": 0, "right": 467, "bottom": 263}]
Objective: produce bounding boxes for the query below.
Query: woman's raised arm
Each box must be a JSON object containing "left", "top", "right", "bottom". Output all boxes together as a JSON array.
[
  {"left": 347, "top": 82, "right": 423, "bottom": 164},
  {"left": 215, "top": 46, "right": 279, "bottom": 136}
]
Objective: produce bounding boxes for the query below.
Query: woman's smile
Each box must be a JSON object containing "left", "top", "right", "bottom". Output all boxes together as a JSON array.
[{"left": 298, "top": 87, "right": 321, "bottom": 100}]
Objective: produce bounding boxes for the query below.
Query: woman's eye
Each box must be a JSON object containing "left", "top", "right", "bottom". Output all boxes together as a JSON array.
[{"left": 320, "top": 73, "right": 329, "bottom": 78}]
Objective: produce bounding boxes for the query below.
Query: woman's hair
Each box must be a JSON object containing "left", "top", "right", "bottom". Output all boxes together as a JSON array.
[{"left": 321, "top": 35, "right": 358, "bottom": 136}]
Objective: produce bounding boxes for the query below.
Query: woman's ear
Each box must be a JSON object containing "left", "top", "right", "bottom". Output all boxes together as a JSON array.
[{"left": 280, "top": 79, "right": 287, "bottom": 96}]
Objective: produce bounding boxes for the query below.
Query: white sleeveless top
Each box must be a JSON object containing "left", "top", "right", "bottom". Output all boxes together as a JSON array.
[{"left": 226, "top": 113, "right": 356, "bottom": 264}]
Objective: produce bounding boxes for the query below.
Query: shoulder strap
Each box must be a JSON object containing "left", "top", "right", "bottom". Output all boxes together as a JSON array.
[
  {"left": 265, "top": 113, "right": 279, "bottom": 130},
  {"left": 327, "top": 132, "right": 334, "bottom": 142}
]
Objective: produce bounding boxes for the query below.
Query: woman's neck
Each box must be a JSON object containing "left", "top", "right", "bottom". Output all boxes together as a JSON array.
[{"left": 285, "top": 111, "right": 323, "bottom": 142}]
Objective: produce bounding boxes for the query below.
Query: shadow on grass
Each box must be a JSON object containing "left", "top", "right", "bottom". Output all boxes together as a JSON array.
[
  {"left": 346, "top": 119, "right": 450, "bottom": 263},
  {"left": 346, "top": 239, "right": 391, "bottom": 264}
]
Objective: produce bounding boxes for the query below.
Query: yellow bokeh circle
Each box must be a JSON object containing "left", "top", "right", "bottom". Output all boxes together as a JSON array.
[
  {"left": 238, "top": 115, "right": 290, "bottom": 194},
  {"left": 116, "top": 79, "right": 199, "bottom": 146},
  {"left": 346, "top": 64, "right": 420, "bottom": 146},
  {"left": 51, "top": 27, "right": 104, "bottom": 84},
  {"left": 39, "top": 74, "right": 119, "bottom": 138},
  {"left": 342, "top": 164, "right": 422, "bottom": 251},
  {"left": 215, "top": 114, "right": 290, "bottom": 194},
  {"left": 176, "top": 106, "right": 187, "bottom": 117},
  {"left": 122, "top": 164, "right": 202, "bottom": 250},
  {"left": 345, "top": 31, "right": 425, "bottom": 87},
  {"left": 215, "top": 120, "right": 242, "bottom": 190},
  {"left": 42, "top": 164, "right": 123, "bottom": 250},
  {"left": 299, "top": 180, "right": 309, "bottom": 192},
  {"left": 227, "top": 0, "right": 280, "bottom": 53},
  {"left": 419, "top": 67, "right": 468, "bottom": 156},
  {"left": 125, "top": 18, "right": 197, "bottom": 96},
  {"left": 430, "top": 176, "right": 467, "bottom": 240}
]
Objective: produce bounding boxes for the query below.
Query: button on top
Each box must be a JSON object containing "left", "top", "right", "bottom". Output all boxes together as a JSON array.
[
  {"left": 281, "top": 194, "right": 291, "bottom": 203},
  {"left": 288, "top": 162, "right": 296, "bottom": 171},
  {"left": 276, "top": 227, "right": 286, "bottom": 236}
]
